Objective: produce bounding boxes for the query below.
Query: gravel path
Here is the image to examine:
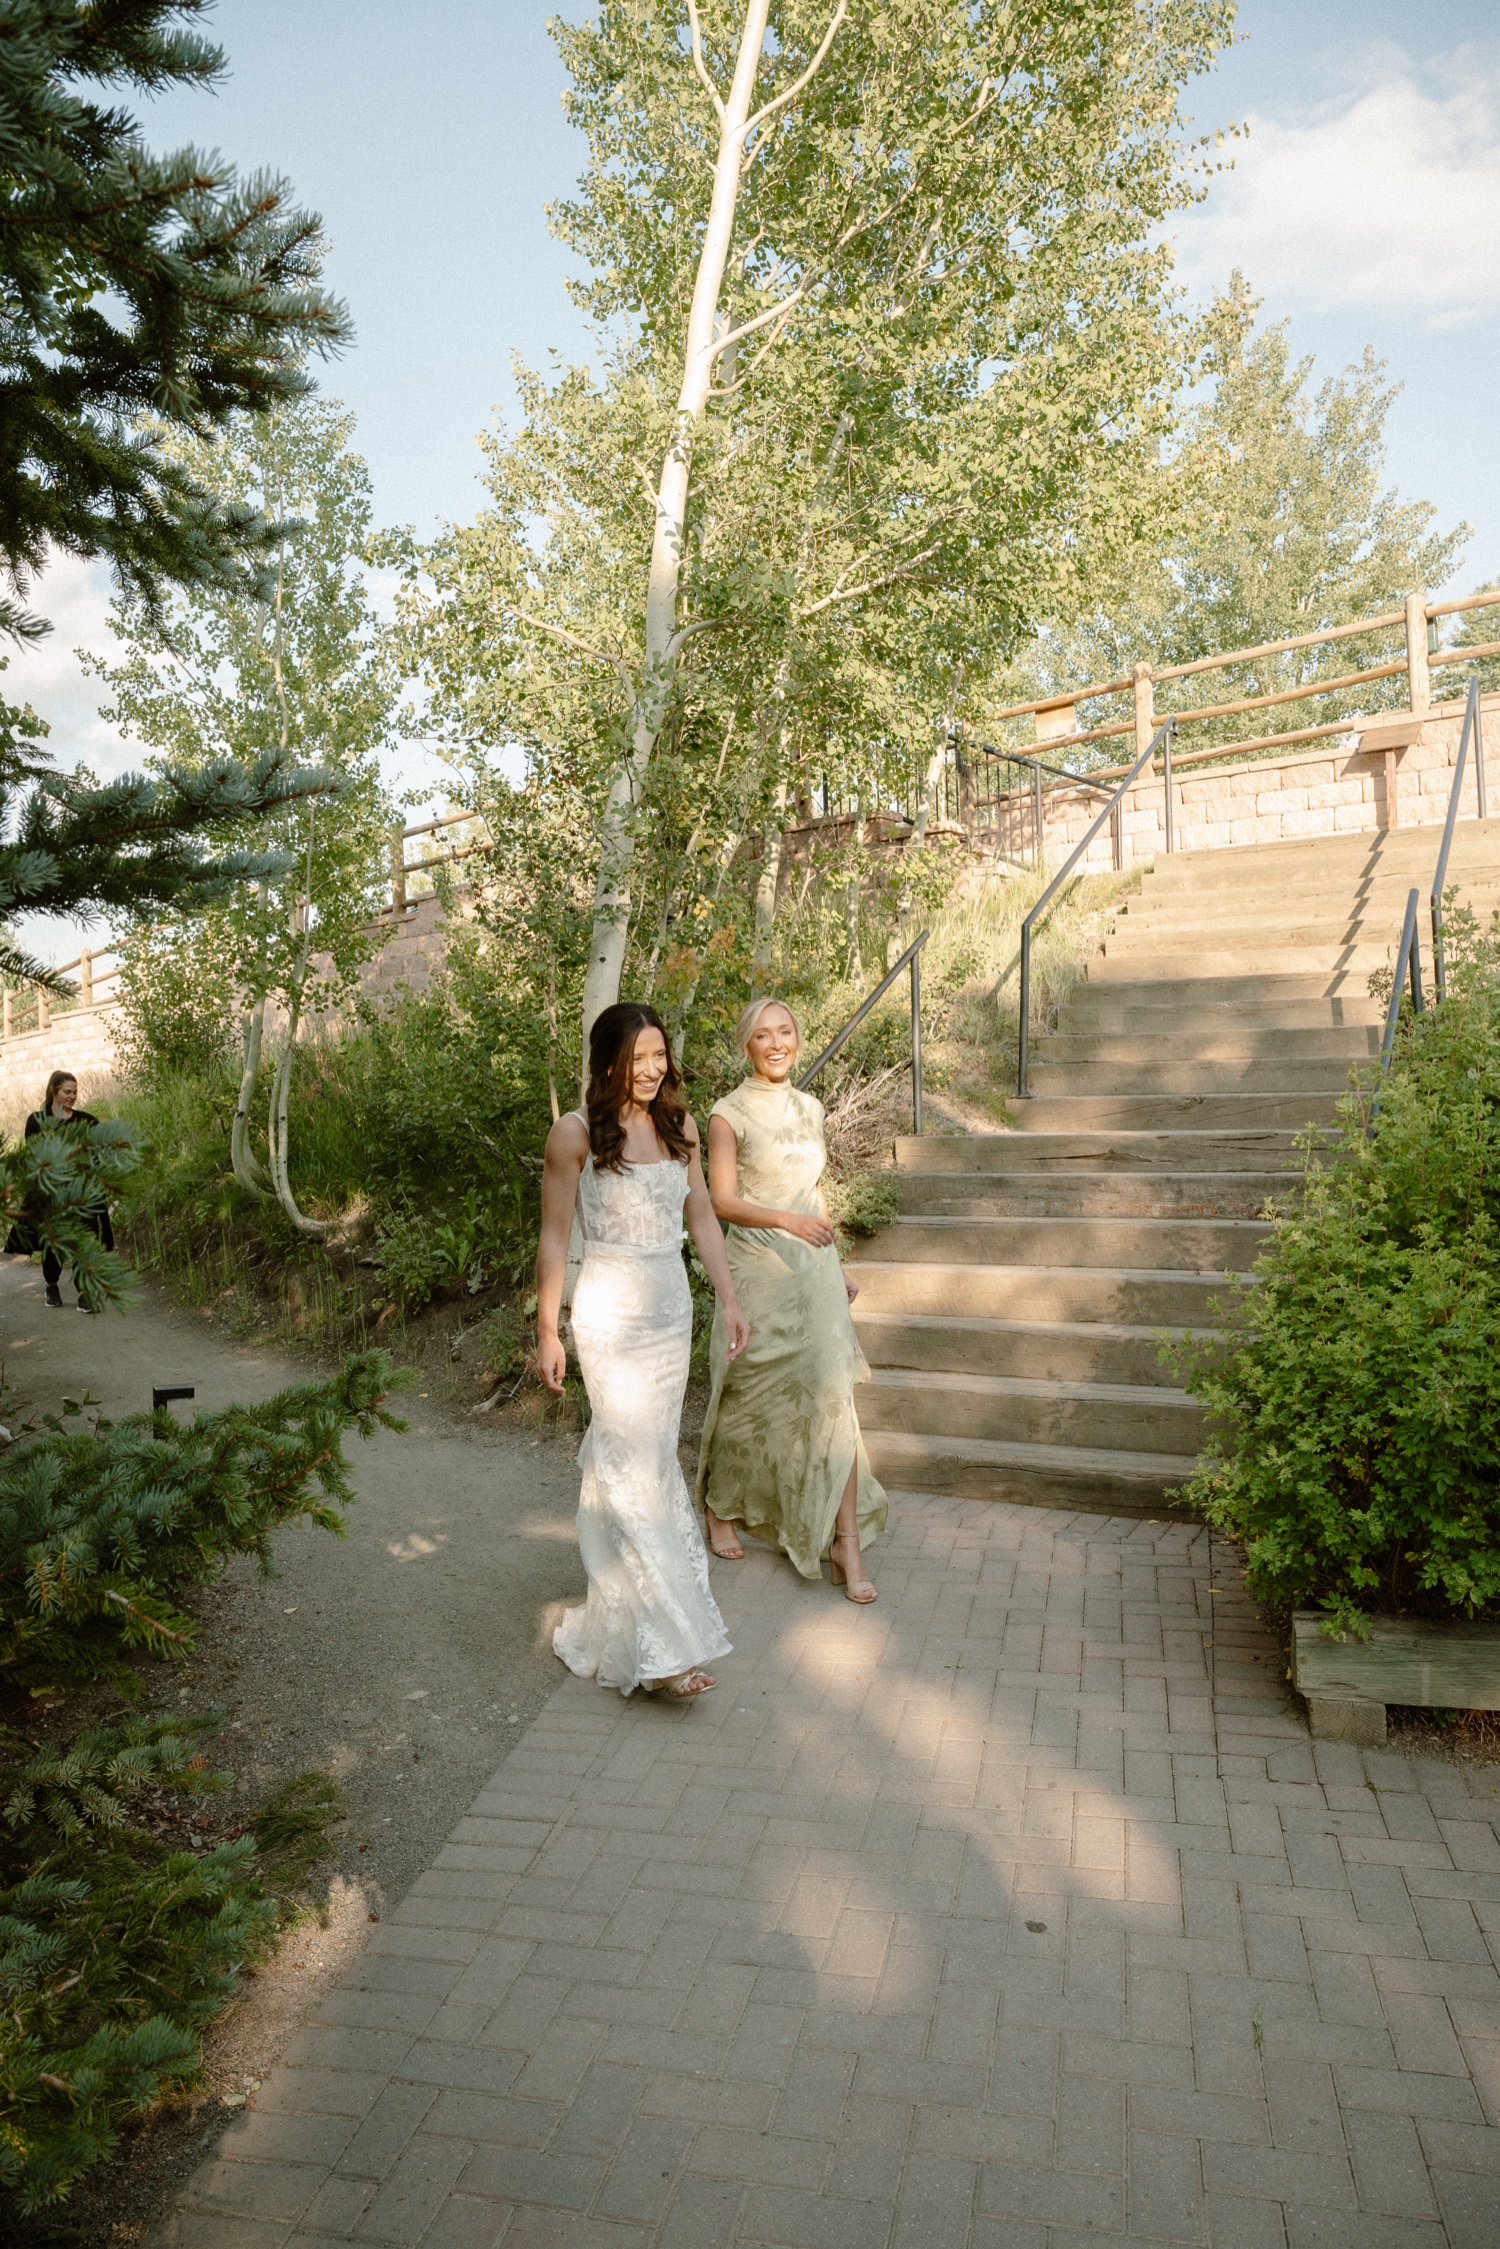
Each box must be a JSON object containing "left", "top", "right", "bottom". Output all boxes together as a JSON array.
[{"left": 0, "top": 1255, "right": 587, "bottom": 2241}]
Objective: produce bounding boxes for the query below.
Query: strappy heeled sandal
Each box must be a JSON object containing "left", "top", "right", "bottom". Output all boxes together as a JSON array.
[
  {"left": 704, "top": 1508, "right": 745, "bottom": 1560},
  {"left": 642, "top": 1668, "right": 716, "bottom": 1699},
  {"left": 829, "top": 1533, "right": 877, "bottom": 1604}
]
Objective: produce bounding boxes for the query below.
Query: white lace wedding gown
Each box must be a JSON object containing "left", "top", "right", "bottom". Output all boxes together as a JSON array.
[{"left": 552, "top": 1145, "right": 731, "bottom": 1696}]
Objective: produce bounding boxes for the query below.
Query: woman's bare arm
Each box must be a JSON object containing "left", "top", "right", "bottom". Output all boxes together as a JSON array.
[
  {"left": 706, "top": 1112, "right": 835, "bottom": 1248},
  {"left": 683, "top": 1120, "right": 749, "bottom": 1359},
  {"left": 535, "top": 1111, "right": 589, "bottom": 1393}
]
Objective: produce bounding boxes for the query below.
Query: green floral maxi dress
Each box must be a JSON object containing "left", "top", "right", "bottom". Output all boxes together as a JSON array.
[{"left": 695, "top": 1077, "right": 887, "bottom": 1577}]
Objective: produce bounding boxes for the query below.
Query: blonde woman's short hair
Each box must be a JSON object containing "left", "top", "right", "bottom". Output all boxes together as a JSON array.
[{"left": 735, "top": 995, "right": 803, "bottom": 1060}]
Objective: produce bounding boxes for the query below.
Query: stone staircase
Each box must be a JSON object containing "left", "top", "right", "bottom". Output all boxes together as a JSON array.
[{"left": 849, "top": 818, "right": 1500, "bottom": 1514}]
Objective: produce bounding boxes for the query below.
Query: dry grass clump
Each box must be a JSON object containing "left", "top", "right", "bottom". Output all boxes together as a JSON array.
[{"left": 920, "top": 860, "right": 1142, "bottom": 1120}]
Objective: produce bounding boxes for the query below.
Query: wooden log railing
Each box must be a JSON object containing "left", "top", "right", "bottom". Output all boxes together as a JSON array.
[
  {"left": 0, "top": 946, "right": 122, "bottom": 1043},
  {"left": 965, "top": 586, "right": 1500, "bottom": 844},
  {"left": 385, "top": 808, "right": 494, "bottom": 915}
]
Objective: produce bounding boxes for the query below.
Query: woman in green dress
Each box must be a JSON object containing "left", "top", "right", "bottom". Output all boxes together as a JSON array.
[{"left": 696, "top": 998, "right": 886, "bottom": 1601}]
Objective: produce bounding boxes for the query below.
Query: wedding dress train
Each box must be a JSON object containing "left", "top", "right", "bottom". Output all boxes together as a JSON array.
[{"left": 552, "top": 1147, "right": 730, "bottom": 1696}]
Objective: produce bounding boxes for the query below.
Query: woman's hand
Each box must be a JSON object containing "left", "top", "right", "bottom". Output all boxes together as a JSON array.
[
  {"left": 843, "top": 1271, "right": 859, "bottom": 1305},
  {"left": 781, "top": 1210, "right": 836, "bottom": 1249},
  {"left": 722, "top": 1300, "right": 750, "bottom": 1361},
  {"left": 536, "top": 1330, "right": 568, "bottom": 1395}
]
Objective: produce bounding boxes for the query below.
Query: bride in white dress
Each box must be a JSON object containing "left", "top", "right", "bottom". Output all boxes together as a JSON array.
[{"left": 536, "top": 1002, "right": 749, "bottom": 1700}]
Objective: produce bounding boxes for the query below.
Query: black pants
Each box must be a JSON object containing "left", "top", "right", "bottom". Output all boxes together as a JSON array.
[{"left": 42, "top": 1209, "right": 113, "bottom": 1291}]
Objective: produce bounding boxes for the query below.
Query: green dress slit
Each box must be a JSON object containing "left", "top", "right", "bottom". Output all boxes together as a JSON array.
[{"left": 695, "top": 1077, "right": 887, "bottom": 1578}]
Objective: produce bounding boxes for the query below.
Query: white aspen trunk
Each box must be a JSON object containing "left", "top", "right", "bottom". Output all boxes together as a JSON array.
[
  {"left": 843, "top": 794, "right": 865, "bottom": 984},
  {"left": 265, "top": 951, "right": 331, "bottom": 1238},
  {"left": 232, "top": 460, "right": 294, "bottom": 1200},
  {"left": 263, "top": 798, "right": 331, "bottom": 1238},
  {"left": 908, "top": 733, "right": 949, "bottom": 858},
  {"left": 751, "top": 781, "right": 788, "bottom": 983},
  {"left": 231, "top": 996, "right": 273, "bottom": 1196},
  {"left": 579, "top": 0, "right": 775, "bottom": 1039}
]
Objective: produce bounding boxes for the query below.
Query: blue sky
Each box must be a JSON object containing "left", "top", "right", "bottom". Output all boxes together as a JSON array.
[{"left": 10, "top": 0, "right": 1500, "bottom": 955}]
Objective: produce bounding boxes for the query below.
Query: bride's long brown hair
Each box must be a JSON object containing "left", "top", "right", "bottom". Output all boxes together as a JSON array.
[{"left": 585, "top": 1002, "right": 692, "bottom": 1173}]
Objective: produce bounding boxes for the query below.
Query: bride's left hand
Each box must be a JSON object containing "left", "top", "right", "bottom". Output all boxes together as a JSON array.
[
  {"left": 843, "top": 1272, "right": 859, "bottom": 1304},
  {"left": 723, "top": 1302, "right": 750, "bottom": 1361}
]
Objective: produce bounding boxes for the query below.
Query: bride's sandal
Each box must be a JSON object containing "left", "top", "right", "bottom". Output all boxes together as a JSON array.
[
  {"left": 705, "top": 1508, "right": 744, "bottom": 1560},
  {"left": 829, "top": 1533, "right": 877, "bottom": 1604},
  {"left": 643, "top": 1669, "right": 716, "bottom": 1700}
]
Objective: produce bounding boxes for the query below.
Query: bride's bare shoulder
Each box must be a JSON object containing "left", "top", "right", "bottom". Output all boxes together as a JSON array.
[{"left": 545, "top": 1111, "right": 590, "bottom": 1164}]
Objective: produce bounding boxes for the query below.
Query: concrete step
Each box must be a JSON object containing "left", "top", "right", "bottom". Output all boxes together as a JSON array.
[
  {"left": 1108, "top": 913, "right": 1478, "bottom": 953},
  {"left": 861, "top": 1366, "right": 1209, "bottom": 1454},
  {"left": 895, "top": 1171, "right": 1291, "bottom": 1219},
  {"left": 1011, "top": 1092, "right": 1343, "bottom": 1130},
  {"left": 1119, "top": 884, "right": 1500, "bottom": 932},
  {"left": 854, "top": 1309, "right": 1205, "bottom": 1387},
  {"left": 859, "top": 1426, "right": 1200, "bottom": 1517},
  {"left": 1053, "top": 997, "right": 1385, "bottom": 1034},
  {"left": 1035, "top": 1027, "right": 1381, "bottom": 1064},
  {"left": 896, "top": 1130, "right": 1305, "bottom": 1175},
  {"left": 1026, "top": 1057, "right": 1357, "bottom": 1097},
  {"left": 1089, "top": 945, "right": 1398, "bottom": 982},
  {"left": 1127, "top": 849, "right": 1500, "bottom": 893},
  {"left": 864, "top": 1214, "right": 1270, "bottom": 1272},
  {"left": 1141, "top": 819, "right": 1500, "bottom": 884},
  {"left": 1067, "top": 971, "right": 1381, "bottom": 1012},
  {"left": 1026, "top": 1060, "right": 1360, "bottom": 1099},
  {"left": 848, "top": 1259, "right": 1237, "bottom": 1325}
]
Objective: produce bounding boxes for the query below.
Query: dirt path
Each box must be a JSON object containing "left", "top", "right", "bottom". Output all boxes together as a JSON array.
[{"left": 0, "top": 1256, "right": 586, "bottom": 2241}]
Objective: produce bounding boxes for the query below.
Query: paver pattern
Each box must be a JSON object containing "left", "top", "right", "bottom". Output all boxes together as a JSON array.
[{"left": 155, "top": 1497, "right": 1500, "bottom": 2249}]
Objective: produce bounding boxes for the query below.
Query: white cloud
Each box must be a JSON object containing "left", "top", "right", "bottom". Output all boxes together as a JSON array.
[
  {"left": 3, "top": 552, "right": 130, "bottom": 780},
  {"left": 1178, "top": 56, "right": 1500, "bottom": 327}
]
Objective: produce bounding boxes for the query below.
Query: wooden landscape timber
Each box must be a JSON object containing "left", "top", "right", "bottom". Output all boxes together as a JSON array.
[{"left": 1292, "top": 1610, "right": 1500, "bottom": 1748}]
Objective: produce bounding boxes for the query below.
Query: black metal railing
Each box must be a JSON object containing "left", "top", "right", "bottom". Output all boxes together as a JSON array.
[
  {"left": 1369, "top": 886, "right": 1425, "bottom": 1139},
  {"left": 798, "top": 930, "right": 928, "bottom": 1134},
  {"left": 1015, "top": 718, "right": 1176, "bottom": 1098},
  {"left": 961, "top": 738, "right": 1113, "bottom": 870},
  {"left": 1430, "top": 675, "right": 1487, "bottom": 1002},
  {"left": 1378, "top": 887, "right": 1425, "bottom": 1073}
]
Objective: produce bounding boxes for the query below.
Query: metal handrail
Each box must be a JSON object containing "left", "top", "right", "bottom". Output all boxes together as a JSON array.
[
  {"left": 973, "top": 740, "right": 1113, "bottom": 793},
  {"left": 1369, "top": 887, "right": 1425, "bottom": 1139},
  {"left": 1016, "top": 718, "right": 1176, "bottom": 1097},
  {"left": 797, "top": 929, "right": 928, "bottom": 1135},
  {"left": 1430, "top": 675, "right": 1486, "bottom": 1002}
]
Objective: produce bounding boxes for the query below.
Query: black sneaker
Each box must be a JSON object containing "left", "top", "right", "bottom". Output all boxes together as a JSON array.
[
  {"left": 44, "top": 1284, "right": 63, "bottom": 1308},
  {"left": 78, "top": 1299, "right": 98, "bottom": 1314}
]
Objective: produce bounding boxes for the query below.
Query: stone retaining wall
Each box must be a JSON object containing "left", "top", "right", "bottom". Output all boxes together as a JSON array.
[
  {"left": 0, "top": 1005, "right": 124, "bottom": 1133},
  {"left": 985, "top": 690, "right": 1500, "bottom": 872},
  {"left": 0, "top": 896, "right": 452, "bottom": 1128}
]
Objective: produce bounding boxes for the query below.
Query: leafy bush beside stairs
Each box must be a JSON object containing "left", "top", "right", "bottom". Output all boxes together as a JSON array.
[
  {"left": 0, "top": 1352, "right": 411, "bottom": 1693},
  {"left": 1175, "top": 907, "right": 1500, "bottom": 1637}
]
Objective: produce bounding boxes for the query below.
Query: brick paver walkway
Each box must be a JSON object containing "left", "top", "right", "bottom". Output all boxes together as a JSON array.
[{"left": 156, "top": 1497, "right": 1500, "bottom": 2249}]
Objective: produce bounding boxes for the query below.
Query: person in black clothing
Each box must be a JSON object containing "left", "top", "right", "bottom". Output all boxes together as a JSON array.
[{"left": 7, "top": 1070, "right": 114, "bottom": 1309}]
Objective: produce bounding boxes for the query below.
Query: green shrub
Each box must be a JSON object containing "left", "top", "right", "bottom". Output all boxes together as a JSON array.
[
  {"left": 1175, "top": 906, "right": 1500, "bottom": 1636},
  {"left": 0, "top": 1716, "right": 275, "bottom": 2217},
  {"left": 0, "top": 1352, "right": 409, "bottom": 1692},
  {"left": 375, "top": 1184, "right": 534, "bottom": 1310},
  {"left": 825, "top": 1171, "right": 900, "bottom": 1240}
]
